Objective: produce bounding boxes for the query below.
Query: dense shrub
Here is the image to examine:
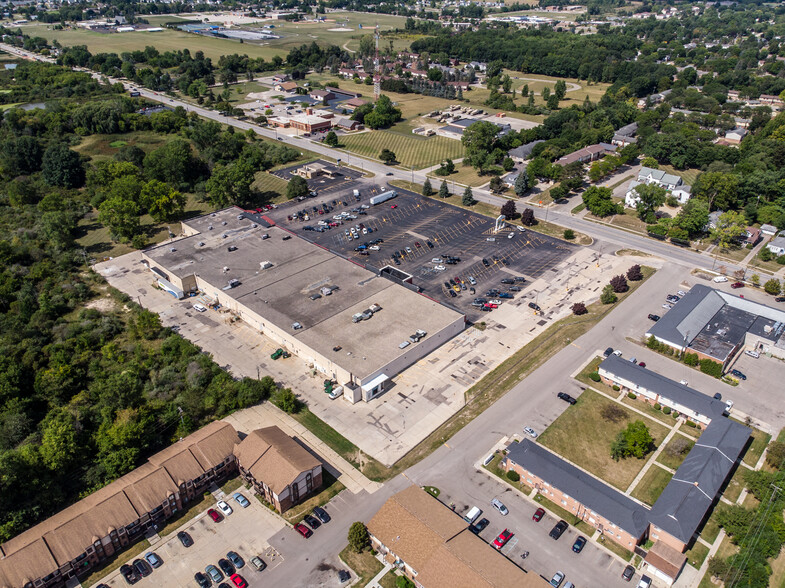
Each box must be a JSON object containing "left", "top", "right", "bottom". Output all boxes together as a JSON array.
[
  {"left": 589, "top": 372, "right": 601, "bottom": 382},
  {"left": 627, "top": 392, "right": 637, "bottom": 399},
  {"left": 663, "top": 406, "right": 672, "bottom": 414},
  {"left": 686, "top": 420, "right": 697, "bottom": 428},
  {"left": 612, "top": 385, "right": 620, "bottom": 391},
  {"left": 506, "top": 470, "right": 520, "bottom": 482},
  {"left": 571, "top": 302, "right": 587, "bottom": 315},
  {"left": 627, "top": 264, "right": 644, "bottom": 281},
  {"left": 563, "top": 229, "right": 575, "bottom": 240},
  {"left": 699, "top": 358, "right": 723, "bottom": 378},
  {"left": 654, "top": 403, "right": 661, "bottom": 410},
  {"left": 683, "top": 353, "right": 699, "bottom": 366}
]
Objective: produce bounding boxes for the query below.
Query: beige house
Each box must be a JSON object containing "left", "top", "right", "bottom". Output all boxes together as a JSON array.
[{"left": 234, "top": 426, "right": 322, "bottom": 512}]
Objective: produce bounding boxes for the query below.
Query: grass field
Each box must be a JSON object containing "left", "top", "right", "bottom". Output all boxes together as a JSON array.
[
  {"left": 656, "top": 435, "right": 695, "bottom": 470},
  {"left": 21, "top": 12, "right": 410, "bottom": 62},
  {"left": 659, "top": 164, "right": 701, "bottom": 186},
  {"left": 539, "top": 389, "right": 669, "bottom": 490},
  {"left": 630, "top": 466, "right": 672, "bottom": 505},
  {"left": 339, "top": 131, "right": 464, "bottom": 169},
  {"left": 74, "top": 130, "right": 173, "bottom": 161},
  {"left": 686, "top": 541, "right": 711, "bottom": 569},
  {"left": 339, "top": 546, "right": 384, "bottom": 588},
  {"left": 252, "top": 171, "right": 290, "bottom": 202},
  {"left": 428, "top": 165, "right": 495, "bottom": 188}
]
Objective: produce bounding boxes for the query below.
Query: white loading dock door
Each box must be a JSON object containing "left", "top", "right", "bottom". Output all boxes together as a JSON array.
[{"left": 361, "top": 373, "right": 389, "bottom": 401}]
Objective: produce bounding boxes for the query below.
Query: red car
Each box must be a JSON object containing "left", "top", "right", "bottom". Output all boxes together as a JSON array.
[
  {"left": 207, "top": 508, "right": 223, "bottom": 522},
  {"left": 484, "top": 303, "right": 498, "bottom": 309},
  {"left": 493, "top": 529, "right": 513, "bottom": 550},
  {"left": 731, "top": 282, "right": 744, "bottom": 289},
  {"left": 230, "top": 574, "right": 247, "bottom": 588},
  {"left": 295, "top": 523, "right": 313, "bottom": 538},
  {"left": 390, "top": 204, "right": 398, "bottom": 209},
  {"left": 532, "top": 508, "right": 545, "bottom": 522}
]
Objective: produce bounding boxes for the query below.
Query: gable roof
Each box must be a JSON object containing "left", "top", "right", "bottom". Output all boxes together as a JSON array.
[
  {"left": 234, "top": 426, "right": 321, "bottom": 494},
  {"left": 646, "top": 284, "right": 726, "bottom": 349},
  {"left": 616, "top": 122, "right": 638, "bottom": 136},
  {"left": 508, "top": 140, "right": 543, "bottom": 159},
  {"left": 506, "top": 440, "right": 650, "bottom": 538},
  {"left": 367, "top": 486, "right": 546, "bottom": 587},
  {"left": 649, "top": 417, "right": 750, "bottom": 542},
  {"left": 598, "top": 355, "right": 726, "bottom": 420},
  {"left": 638, "top": 166, "right": 682, "bottom": 187},
  {"left": 644, "top": 540, "right": 687, "bottom": 580}
]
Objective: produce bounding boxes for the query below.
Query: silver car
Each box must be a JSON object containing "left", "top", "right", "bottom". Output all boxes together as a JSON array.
[{"left": 205, "top": 564, "right": 223, "bottom": 583}]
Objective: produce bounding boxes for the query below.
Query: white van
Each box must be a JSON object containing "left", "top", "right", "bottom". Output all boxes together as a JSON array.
[
  {"left": 713, "top": 276, "right": 729, "bottom": 283},
  {"left": 463, "top": 506, "right": 482, "bottom": 524},
  {"left": 193, "top": 303, "right": 207, "bottom": 312}
]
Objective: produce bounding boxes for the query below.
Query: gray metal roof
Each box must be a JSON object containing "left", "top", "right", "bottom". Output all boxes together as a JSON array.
[
  {"left": 508, "top": 140, "right": 544, "bottom": 159},
  {"left": 616, "top": 122, "right": 638, "bottom": 137},
  {"left": 598, "top": 355, "right": 726, "bottom": 420},
  {"left": 646, "top": 284, "right": 725, "bottom": 349},
  {"left": 506, "top": 440, "right": 650, "bottom": 538},
  {"left": 649, "top": 418, "right": 750, "bottom": 542}
]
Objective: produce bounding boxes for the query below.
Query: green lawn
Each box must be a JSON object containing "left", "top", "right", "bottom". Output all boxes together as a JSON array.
[
  {"left": 659, "top": 164, "right": 701, "bottom": 186},
  {"left": 539, "top": 389, "right": 670, "bottom": 490},
  {"left": 83, "top": 538, "right": 150, "bottom": 587},
  {"left": 339, "top": 131, "right": 465, "bottom": 169},
  {"left": 699, "top": 510, "right": 722, "bottom": 544},
  {"left": 252, "top": 171, "right": 290, "bottom": 202},
  {"left": 533, "top": 493, "right": 595, "bottom": 536},
  {"left": 483, "top": 452, "right": 533, "bottom": 496},
  {"left": 630, "top": 466, "right": 673, "bottom": 506},
  {"left": 722, "top": 467, "right": 747, "bottom": 504},
  {"left": 686, "top": 541, "right": 711, "bottom": 569},
  {"left": 738, "top": 424, "right": 771, "bottom": 467},
  {"left": 656, "top": 435, "right": 695, "bottom": 470},
  {"left": 74, "top": 130, "right": 173, "bottom": 161},
  {"left": 595, "top": 534, "right": 633, "bottom": 561},
  {"left": 283, "top": 470, "right": 346, "bottom": 524},
  {"left": 620, "top": 395, "right": 677, "bottom": 426},
  {"left": 339, "top": 546, "right": 384, "bottom": 588},
  {"left": 428, "top": 165, "right": 494, "bottom": 188}
]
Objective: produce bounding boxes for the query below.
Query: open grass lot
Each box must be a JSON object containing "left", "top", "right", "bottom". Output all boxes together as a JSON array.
[
  {"left": 428, "top": 165, "right": 494, "bottom": 188},
  {"left": 539, "top": 389, "right": 670, "bottom": 490},
  {"left": 339, "top": 131, "right": 465, "bottom": 169},
  {"left": 630, "top": 465, "right": 673, "bottom": 505},
  {"left": 659, "top": 164, "right": 701, "bottom": 186},
  {"left": 699, "top": 510, "right": 722, "bottom": 544},
  {"left": 656, "top": 435, "right": 695, "bottom": 470},
  {"left": 737, "top": 423, "right": 771, "bottom": 467},
  {"left": 697, "top": 535, "right": 739, "bottom": 588},
  {"left": 722, "top": 467, "right": 747, "bottom": 504},
  {"left": 595, "top": 534, "right": 633, "bottom": 561},
  {"left": 252, "top": 170, "right": 290, "bottom": 202},
  {"left": 339, "top": 546, "right": 384, "bottom": 588},
  {"left": 769, "top": 548, "right": 785, "bottom": 588},
  {"left": 620, "top": 395, "right": 677, "bottom": 426},
  {"left": 74, "top": 131, "right": 173, "bottom": 161},
  {"left": 21, "top": 12, "right": 410, "bottom": 61},
  {"left": 686, "top": 541, "right": 711, "bottom": 569}
]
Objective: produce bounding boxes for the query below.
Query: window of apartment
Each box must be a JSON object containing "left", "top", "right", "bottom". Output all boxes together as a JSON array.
[
  {"left": 306, "top": 472, "right": 313, "bottom": 494},
  {"left": 526, "top": 478, "right": 533, "bottom": 484},
  {"left": 561, "top": 500, "right": 567, "bottom": 505}
]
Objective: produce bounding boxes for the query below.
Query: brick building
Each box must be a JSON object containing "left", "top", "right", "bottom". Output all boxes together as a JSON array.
[
  {"left": 0, "top": 422, "right": 241, "bottom": 588},
  {"left": 234, "top": 426, "right": 323, "bottom": 512}
]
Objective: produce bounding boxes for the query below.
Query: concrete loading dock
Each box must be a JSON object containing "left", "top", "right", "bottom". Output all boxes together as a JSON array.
[{"left": 142, "top": 207, "right": 465, "bottom": 403}]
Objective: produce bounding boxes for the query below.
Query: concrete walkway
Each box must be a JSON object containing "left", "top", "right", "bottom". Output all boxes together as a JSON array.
[{"left": 366, "top": 555, "right": 393, "bottom": 588}]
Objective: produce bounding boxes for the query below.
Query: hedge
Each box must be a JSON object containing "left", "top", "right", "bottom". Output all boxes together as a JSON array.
[
  {"left": 613, "top": 385, "right": 620, "bottom": 391},
  {"left": 654, "top": 403, "right": 661, "bottom": 410},
  {"left": 627, "top": 392, "right": 637, "bottom": 399},
  {"left": 663, "top": 406, "right": 672, "bottom": 414},
  {"left": 589, "top": 372, "right": 601, "bottom": 382},
  {"left": 506, "top": 470, "right": 520, "bottom": 482},
  {"left": 699, "top": 358, "right": 723, "bottom": 378}
]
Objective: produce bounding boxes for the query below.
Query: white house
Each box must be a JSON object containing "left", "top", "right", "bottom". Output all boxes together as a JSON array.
[
  {"left": 671, "top": 184, "right": 692, "bottom": 204},
  {"left": 625, "top": 172, "right": 692, "bottom": 209},
  {"left": 767, "top": 236, "right": 785, "bottom": 255},
  {"left": 761, "top": 224, "right": 777, "bottom": 236},
  {"left": 625, "top": 180, "right": 644, "bottom": 208},
  {"left": 724, "top": 127, "right": 747, "bottom": 143},
  {"left": 638, "top": 166, "right": 683, "bottom": 190}
]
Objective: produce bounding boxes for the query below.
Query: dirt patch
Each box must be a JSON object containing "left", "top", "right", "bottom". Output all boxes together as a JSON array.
[{"left": 85, "top": 296, "right": 117, "bottom": 313}]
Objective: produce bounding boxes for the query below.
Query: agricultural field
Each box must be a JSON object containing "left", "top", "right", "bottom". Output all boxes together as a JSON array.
[
  {"left": 19, "top": 11, "right": 411, "bottom": 62},
  {"left": 338, "top": 131, "right": 464, "bottom": 169}
]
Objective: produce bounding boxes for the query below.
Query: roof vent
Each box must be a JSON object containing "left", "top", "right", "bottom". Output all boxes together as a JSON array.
[
  {"left": 222, "top": 221, "right": 227, "bottom": 225},
  {"left": 198, "top": 242, "right": 205, "bottom": 247},
  {"left": 208, "top": 225, "right": 213, "bottom": 230},
  {"left": 252, "top": 223, "right": 258, "bottom": 228},
  {"left": 170, "top": 247, "right": 176, "bottom": 252},
  {"left": 222, "top": 234, "right": 228, "bottom": 238}
]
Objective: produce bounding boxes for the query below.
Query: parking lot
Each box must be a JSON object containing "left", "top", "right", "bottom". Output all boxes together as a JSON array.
[
  {"left": 268, "top": 185, "right": 576, "bottom": 319},
  {"left": 270, "top": 159, "right": 363, "bottom": 194},
  {"left": 101, "top": 493, "right": 287, "bottom": 588}
]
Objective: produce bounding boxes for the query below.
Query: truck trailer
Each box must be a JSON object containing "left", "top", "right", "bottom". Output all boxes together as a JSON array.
[{"left": 369, "top": 190, "right": 397, "bottom": 206}]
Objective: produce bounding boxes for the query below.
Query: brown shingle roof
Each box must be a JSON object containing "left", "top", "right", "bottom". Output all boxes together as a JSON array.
[
  {"left": 149, "top": 420, "right": 239, "bottom": 483},
  {"left": 0, "top": 538, "right": 58, "bottom": 588},
  {"left": 234, "top": 427, "right": 321, "bottom": 495},
  {"left": 122, "top": 463, "right": 179, "bottom": 513},
  {"left": 644, "top": 541, "right": 687, "bottom": 580},
  {"left": 368, "top": 487, "right": 546, "bottom": 587}
]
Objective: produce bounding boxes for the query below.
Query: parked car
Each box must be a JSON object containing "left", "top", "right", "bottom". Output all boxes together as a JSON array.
[
  {"left": 194, "top": 572, "right": 210, "bottom": 588},
  {"left": 295, "top": 523, "right": 313, "bottom": 538},
  {"left": 775, "top": 297, "right": 785, "bottom": 302},
  {"left": 208, "top": 508, "right": 223, "bottom": 522},
  {"left": 250, "top": 556, "right": 267, "bottom": 571},
  {"left": 303, "top": 514, "right": 322, "bottom": 529},
  {"left": 603, "top": 347, "right": 614, "bottom": 358},
  {"left": 230, "top": 574, "right": 248, "bottom": 588},
  {"left": 524, "top": 426, "right": 538, "bottom": 438},
  {"left": 491, "top": 498, "right": 509, "bottom": 516},
  {"left": 533, "top": 507, "right": 546, "bottom": 522},
  {"left": 470, "top": 518, "right": 490, "bottom": 534},
  {"left": 662, "top": 303, "right": 672, "bottom": 310},
  {"left": 745, "top": 350, "right": 760, "bottom": 358},
  {"left": 665, "top": 295, "right": 680, "bottom": 303},
  {"left": 731, "top": 282, "right": 744, "bottom": 289},
  {"left": 177, "top": 531, "right": 193, "bottom": 547},
  {"left": 217, "top": 500, "right": 233, "bottom": 516},
  {"left": 622, "top": 565, "right": 635, "bottom": 582},
  {"left": 233, "top": 492, "right": 250, "bottom": 508},
  {"left": 730, "top": 369, "right": 746, "bottom": 380},
  {"left": 313, "top": 506, "right": 331, "bottom": 524},
  {"left": 338, "top": 570, "right": 351, "bottom": 583},
  {"left": 637, "top": 574, "right": 652, "bottom": 588},
  {"left": 713, "top": 276, "right": 728, "bottom": 283},
  {"left": 550, "top": 571, "right": 565, "bottom": 587},
  {"left": 549, "top": 520, "right": 568, "bottom": 540},
  {"left": 557, "top": 392, "right": 577, "bottom": 405},
  {"left": 144, "top": 552, "right": 162, "bottom": 569},
  {"left": 227, "top": 551, "right": 245, "bottom": 569},
  {"left": 493, "top": 529, "right": 514, "bottom": 550},
  {"left": 482, "top": 258, "right": 490, "bottom": 267},
  {"left": 206, "top": 564, "right": 224, "bottom": 583},
  {"left": 528, "top": 302, "right": 541, "bottom": 311},
  {"left": 218, "top": 558, "right": 235, "bottom": 576},
  {"left": 647, "top": 314, "right": 660, "bottom": 321},
  {"left": 120, "top": 564, "right": 139, "bottom": 585},
  {"left": 572, "top": 536, "right": 587, "bottom": 553}
]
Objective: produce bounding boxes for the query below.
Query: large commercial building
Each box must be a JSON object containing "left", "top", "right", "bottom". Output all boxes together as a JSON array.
[
  {"left": 646, "top": 284, "right": 785, "bottom": 368},
  {"left": 367, "top": 485, "right": 548, "bottom": 588},
  {"left": 0, "top": 422, "right": 241, "bottom": 588},
  {"left": 142, "top": 207, "right": 465, "bottom": 403}
]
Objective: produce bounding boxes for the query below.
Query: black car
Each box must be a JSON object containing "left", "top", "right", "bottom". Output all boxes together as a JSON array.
[
  {"left": 177, "top": 531, "right": 193, "bottom": 547},
  {"left": 313, "top": 506, "right": 331, "bottom": 523},
  {"left": 603, "top": 347, "right": 614, "bottom": 358},
  {"left": 482, "top": 258, "right": 490, "bottom": 267},
  {"left": 338, "top": 570, "right": 351, "bottom": 583},
  {"left": 528, "top": 302, "right": 541, "bottom": 311},
  {"left": 218, "top": 558, "right": 234, "bottom": 576},
  {"left": 132, "top": 558, "right": 152, "bottom": 578},
  {"left": 448, "top": 289, "right": 457, "bottom": 298},
  {"left": 622, "top": 565, "right": 635, "bottom": 582},
  {"left": 386, "top": 172, "right": 393, "bottom": 176},
  {"left": 120, "top": 564, "right": 139, "bottom": 585},
  {"left": 469, "top": 518, "right": 490, "bottom": 535},
  {"left": 501, "top": 278, "right": 515, "bottom": 285},
  {"left": 557, "top": 392, "right": 577, "bottom": 405},
  {"left": 776, "top": 297, "right": 785, "bottom": 302},
  {"left": 195, "top": 572, "right": 210, "bottom": 588},
  {"left": 648, "top": 314, "right": 660, "bottom": 321},
  {"left": 730, "top": 369, "right": 746, "bottom": 380},
  {"left": 549, "top": 519, "right": 568, "bottom": 540},
  {"left": 572, "top": 535, "right": 587, "bottom": 553},
  {"left": 303, "top": 514, "right": 321, "bottom": 529},
  {"left": 426, "top": 241, "right": 434, "bottom": 249}
]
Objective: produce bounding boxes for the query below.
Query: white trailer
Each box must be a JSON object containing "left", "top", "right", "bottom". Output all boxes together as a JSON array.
[{"left": 370, "top": 190, "right": 397, "bottom": 206}]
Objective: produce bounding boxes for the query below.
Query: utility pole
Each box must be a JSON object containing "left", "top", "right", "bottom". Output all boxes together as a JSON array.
[{"left": 373, "top": 25, "right": 381, "bottom": 101}]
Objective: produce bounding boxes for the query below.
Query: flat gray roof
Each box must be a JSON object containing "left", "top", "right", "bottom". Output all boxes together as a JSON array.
[
  {"left": 506, "top": 440, "right": 650, "bottom": 538},
  {"left": 145, "top": 208, "right": 464, "bottom": 381},
  {"left": 598, "top": 355, "right": 726, "bottom": 419},
  {"left": 649, "top": 417, "right": 750, "bottom": 542}
]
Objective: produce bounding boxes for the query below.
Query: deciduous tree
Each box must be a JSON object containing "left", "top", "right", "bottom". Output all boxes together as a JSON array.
[{"left": 286, "top": 175, "right": 310, "bottom": 200}]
